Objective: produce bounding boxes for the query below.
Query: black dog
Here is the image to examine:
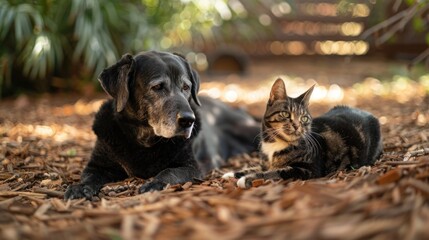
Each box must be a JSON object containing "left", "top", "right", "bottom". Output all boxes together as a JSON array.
[{"left": 64, "top": 51, "right": 259, "bottom": 199}]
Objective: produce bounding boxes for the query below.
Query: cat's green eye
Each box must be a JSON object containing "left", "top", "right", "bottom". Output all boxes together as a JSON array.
[
  {"left": 279, "top": 111, "right": 290, "bottom": 119},
  {"left": 301, "top": 116, "right": 310, "bottom": 123},
  {"left": 269, "top": 112, "right": 290, "bottom": 122}
]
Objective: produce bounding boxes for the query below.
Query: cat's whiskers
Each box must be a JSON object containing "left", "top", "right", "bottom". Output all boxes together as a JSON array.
[
  {"left": 254, "top": 131, "right": 264, "bottom": 145},
  {"left": 305, "top": 133, "right": 322, "bottom": 151},
  {"left": 303, "top": 134, "right": 319, "bottom": 158},
  {"left": 310, "top": 131, "right": 323, "bottom": 138},
  {"left": 265, "top": 127, "right": 284, "bottom": 140}
]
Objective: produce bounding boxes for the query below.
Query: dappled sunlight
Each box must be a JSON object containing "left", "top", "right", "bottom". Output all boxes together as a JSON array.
[
  {"left": 353, "top": 75, "right": 429, "bottom": 103},
  {"left": 200, "top": 74, "right": 429, "bottom": 107},
  {"left": 270, "top": 2, "right": 369, "bottom": 20},
  {"left": 52, "top": 99, "right": 104, "bottom": 117},
  {"left": 185, "top": 52, "right": 209, "bottom": 71},
  {"left": 33, "top": 35, "right": 51, "bottom": 56},
  {"left": 280, "top": 22, "right": 364, "bottom": 37},
  {"left": 0, "top": 99, "right": 102, "bottom": 145},
  {"left": 266, "top": 40, "right": 369, "bottom": 56},
  {"left": 4, "top": 123, "right": 95, "bottom": 144},
  {"left": 201, "top": 79, "right": 317, "bottom": 104},
  {"left": 201, "top": 80, "right": 346, "bottom": 105},
  {"left": 316, "top": 40, "right": 369, "bottom": 55}
]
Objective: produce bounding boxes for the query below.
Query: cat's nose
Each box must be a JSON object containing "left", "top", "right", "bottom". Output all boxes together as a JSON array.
[{"left": 292, "top": 121, "right": 300, "bottom": 130}]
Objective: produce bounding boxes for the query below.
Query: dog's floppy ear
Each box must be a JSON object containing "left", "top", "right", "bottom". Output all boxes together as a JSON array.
[
  {"left": 189, "top": 68, "right": 201, "bottom": 106},
  {"left": 174, "top": 53, "right": 201, "bottom": 106},
  {"left": 98, "top": 54, "right": 135, "bottom": 112}
]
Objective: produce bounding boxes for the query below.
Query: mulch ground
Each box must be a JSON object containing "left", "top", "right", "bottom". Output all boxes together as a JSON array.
[{"left": 1, "top": 69, "right": 429, "bottom": 239}]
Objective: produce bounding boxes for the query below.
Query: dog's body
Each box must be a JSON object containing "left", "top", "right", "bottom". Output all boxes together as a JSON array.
[
  {"left": 65, "top": 51, "right": 259, "bottom": 199},
  {"left": 194, "top": 96, "right": 260, "bottom": 173}
]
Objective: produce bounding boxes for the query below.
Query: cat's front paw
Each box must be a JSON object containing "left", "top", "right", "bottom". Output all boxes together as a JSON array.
[
  {"left": 222, "top": 172, "right": 236, "bottom": 179},
  {"left": 237, "top": 176, "right": 252, "bottom": 189},
  {"left": 222, "top": 171, "right": 246, "bottom": 180}
]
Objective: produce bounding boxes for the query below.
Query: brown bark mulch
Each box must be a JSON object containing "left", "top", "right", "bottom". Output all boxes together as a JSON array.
[{"left": 0, "top": 89, "right": 428, "bottom": 240}]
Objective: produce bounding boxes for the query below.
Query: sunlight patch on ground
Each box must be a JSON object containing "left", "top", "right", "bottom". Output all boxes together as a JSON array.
[
  {"left": 200, "top": 74, "right": 429, "bottom": 105},
  {"left": 53, "top": 99, "right": 104, "bottom": 116},
  {"left": 200, "top": 78, "right": 346, "bottom": 104},
  {"left": 4, "top": 123, "right": 95, "bottom": 144},
  {"left": 353, "top": 75, "right": 429, "bottom": 103}
]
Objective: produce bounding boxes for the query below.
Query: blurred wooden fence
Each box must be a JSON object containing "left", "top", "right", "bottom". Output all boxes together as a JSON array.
[
  {"left": 207, "top": 0, "right": 373, "bottom": 74},
  {"left": 206, "top": 0, "right": 427, "bottom": 74},
  {"left": 248, "top": 0, "right": 372, "bottom": 56}
]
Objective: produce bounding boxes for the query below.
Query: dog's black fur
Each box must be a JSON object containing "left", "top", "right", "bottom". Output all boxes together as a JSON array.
[
  {"left": 64, "top": 51, "right": 259, "bottom": 199},
  {"left": 194, "top": 96, "right": 260, "bottom": 173}
]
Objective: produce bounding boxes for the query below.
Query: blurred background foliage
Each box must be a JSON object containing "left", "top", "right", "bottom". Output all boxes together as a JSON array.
[
  {"left": 0, "top": 0, "right": 279, "bottom": 97},
  {"left": 0, "top": 0, "right": 428, "bottom": 97}
]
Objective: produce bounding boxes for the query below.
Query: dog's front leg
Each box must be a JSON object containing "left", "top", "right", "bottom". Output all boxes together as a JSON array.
[
  {"left": 64, "top": 167, "right": 109, "bottom": 200},
  {"left": 64, "top": 142, "right": 128, "bottom": 200},
  {"left": 139, "top": 166, "right": 201, "bottom": 193}
]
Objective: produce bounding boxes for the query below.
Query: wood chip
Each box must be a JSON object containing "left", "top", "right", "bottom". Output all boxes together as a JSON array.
[
  {"left": 33, "top": 187, "right": 64, "bottom": 198},
  {"left": 251, "top": 179, "right": 265, "bottom": 187},
  {"left": 377, "top": 169, "right": 402, "bottom": 185},
  {"left": 182, "top": 181, "right": 193, "bottom": 190},
  {"left": 34, "top": 202, "right": 51, "bottom": 220},
  {"left": 0, "top": 191, "right": 46, "bottom": 198}
]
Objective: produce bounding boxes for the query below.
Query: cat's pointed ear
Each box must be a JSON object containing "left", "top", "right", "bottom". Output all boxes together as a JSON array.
[
  {"left": 98, "top": 54, "right": 135, "bottom": 112},
  {"left": 297, "top": 84, "right": 315, "bottom": 106},
  {"left": 269, "top": 78, "right": 287, "bottom": 105}
]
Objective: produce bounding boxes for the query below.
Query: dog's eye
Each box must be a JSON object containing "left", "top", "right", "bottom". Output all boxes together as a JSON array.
[
  {"left": 182, "top": 84, "right": 190, "bottom": 91},
  {"left": 152, "top": 83, "right": 163, "bottom": 91}
]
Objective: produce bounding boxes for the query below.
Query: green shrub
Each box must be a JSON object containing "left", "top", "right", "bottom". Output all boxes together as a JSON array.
[{"left": 0, "top": 0, "right": 267, "bottom": 97}]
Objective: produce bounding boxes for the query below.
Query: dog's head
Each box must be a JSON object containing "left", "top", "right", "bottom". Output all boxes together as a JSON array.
[{"left": 98, "top": 51, "right": 201, "bottom": 140}]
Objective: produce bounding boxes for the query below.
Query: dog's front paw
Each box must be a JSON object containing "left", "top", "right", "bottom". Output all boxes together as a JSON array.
[
  {"left": 64, "top": 183, "right": 100, "bottom": 200},
  {"left": 237, "top": 176, "right": 253, "bottom": 189},
  {"left": 139, "top": 180, "right": 166, "bottom": 193}
]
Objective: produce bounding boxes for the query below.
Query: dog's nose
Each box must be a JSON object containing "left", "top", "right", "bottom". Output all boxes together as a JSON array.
[{"left": 177, "top": 112, "right": 195, "bottom": 128}]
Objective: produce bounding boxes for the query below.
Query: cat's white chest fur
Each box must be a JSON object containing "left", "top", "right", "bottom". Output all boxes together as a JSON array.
[{"left": 261, "top": 140, "right": 289, "bottom": 164}]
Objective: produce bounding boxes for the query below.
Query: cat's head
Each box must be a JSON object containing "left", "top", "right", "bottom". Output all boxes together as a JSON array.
[{"left": 263, "top": 78, "right": 314, "bottom": 143}]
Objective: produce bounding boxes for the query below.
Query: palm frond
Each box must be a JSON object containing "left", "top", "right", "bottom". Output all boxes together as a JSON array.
[
  {"left": 20, "top": 32, "right": 63, "bottom": 80},
  {"left": 0, "top": 2, "right": 16, "bottom": 41}
]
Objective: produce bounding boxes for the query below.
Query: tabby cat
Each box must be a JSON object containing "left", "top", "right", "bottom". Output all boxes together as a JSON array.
[{"left": 223, "top": 78, "right": 383, "bottom": 188}]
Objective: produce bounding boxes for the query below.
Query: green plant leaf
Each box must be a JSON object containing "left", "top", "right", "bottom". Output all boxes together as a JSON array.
[
  {"left": 405, "top": 0, "right": 416, "bottom": 6},
  {"left": 412, "top": 17, "right": 425, "bottom": 32},
  {"left": 0, "top": 8, "right": 15, "bottom": 40}
]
